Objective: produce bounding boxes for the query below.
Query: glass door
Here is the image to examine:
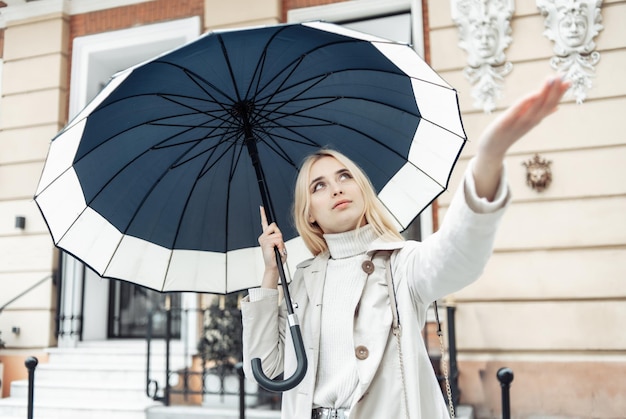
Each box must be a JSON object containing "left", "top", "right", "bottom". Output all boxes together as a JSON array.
[{"left": 108, "top": 281, "right": 181, "bottom": 339}]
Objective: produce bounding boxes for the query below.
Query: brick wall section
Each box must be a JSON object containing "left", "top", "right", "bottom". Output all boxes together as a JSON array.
[{"left": 70, "top": 0, "right": 205, "bottom": 38}]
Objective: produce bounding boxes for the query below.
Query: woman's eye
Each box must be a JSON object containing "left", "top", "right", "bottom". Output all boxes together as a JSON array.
[
  {"left": 312, "top": 182, "right": 325, "bottom": 192},
  {"left": 339, "top": 172, "right": 352, "bottom": 181}
]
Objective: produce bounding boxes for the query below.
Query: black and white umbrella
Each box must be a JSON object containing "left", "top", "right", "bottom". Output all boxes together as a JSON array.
[{"left": 34, "top": 21, "right": 466, "bottom": 390}]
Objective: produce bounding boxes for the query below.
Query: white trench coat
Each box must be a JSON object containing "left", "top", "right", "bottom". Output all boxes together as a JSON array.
[{"left": 242, "top": 170, "right": 510, "bottom": 419}]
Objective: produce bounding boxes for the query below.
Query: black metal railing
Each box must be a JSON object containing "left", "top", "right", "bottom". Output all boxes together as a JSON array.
[
  {"left": 0, "top": 274, "right": 54, "bottom": 315},
  {"left": 145, "top": 303, "right": 279, "bottom": 417},
  {"left": 497, "top": 367, "right": 514, "bottom": 419},
  {"left": 25, "top": 356, "right": 39, "bottom": 419},
  {"left": 145, "top": 300, "right": 458, "bottom": 415},
  {"left": 0, "top": 274, "right": 56, "bottom": 347}
]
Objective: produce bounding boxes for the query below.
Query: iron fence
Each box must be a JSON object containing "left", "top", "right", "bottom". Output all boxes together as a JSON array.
[
  {"left": 144, "top": 300, "right": 459, "bottom": 415},
  {"left": 145, "top": 304, "right": 279, "bottom": 415}
]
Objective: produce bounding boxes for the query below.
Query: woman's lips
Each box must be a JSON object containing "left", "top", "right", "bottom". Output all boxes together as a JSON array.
[{"left": 333, "top": 199, "right": 351, "bottom": 209}]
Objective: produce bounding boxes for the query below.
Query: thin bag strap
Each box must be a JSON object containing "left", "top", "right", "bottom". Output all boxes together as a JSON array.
[
  {"left": 376, "top": 252, "right": 456, "bottom": 419},
  {"left": 378, "top": 253, "right": 410, "bottom": 419},
  {"left": 433, "top": 302, "right": 455, "bottom": 418}
]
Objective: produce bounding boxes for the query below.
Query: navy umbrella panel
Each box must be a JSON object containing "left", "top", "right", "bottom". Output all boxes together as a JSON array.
[{"left": 35, "top": 21, "right": 466, "bottom": 294}]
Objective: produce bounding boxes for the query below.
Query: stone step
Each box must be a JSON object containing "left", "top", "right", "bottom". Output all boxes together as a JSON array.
[
  {"left": 45, "top": 340, "right": 190, "bottom": 365},
  {"left": 32, "top": 361, "right": 165, "bottom": 384},
  {"left": 0, "top": 340, "right": 184, "bottom": 419},
  {"left": 0, "top": 396, "right": 161, "bottom": 419},
  {"left": 9, "top": 378, "right": 148, "bottom": 401},
  {"left": 147, "top": 405, "right": 281, "bottom": 419}
]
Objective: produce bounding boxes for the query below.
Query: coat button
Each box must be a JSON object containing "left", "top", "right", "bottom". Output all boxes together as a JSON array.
[
  {"left": 361, "top": 260, "right": 375, "bottom": 274},
  {"left": 355, "top": 345, "right": 369, "bottom": 360}
]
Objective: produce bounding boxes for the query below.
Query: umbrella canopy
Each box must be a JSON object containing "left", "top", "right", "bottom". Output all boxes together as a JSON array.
[{"left": 34, "top": 21, "right": 466, "bottom": 295}]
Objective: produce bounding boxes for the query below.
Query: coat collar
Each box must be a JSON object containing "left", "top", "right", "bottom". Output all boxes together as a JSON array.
[
  {"left": 301, "top": 237, "right": 406, "bottom": 303},
  {"left": 367, "top": 238, "right": 407, "bottom": 254}
]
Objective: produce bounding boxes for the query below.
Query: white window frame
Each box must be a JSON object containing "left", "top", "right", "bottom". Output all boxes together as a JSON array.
[
  {"left": 70, "top": 16, "right": 201, "bottom": 117},
  {"left": 287, "top": 0, "right": 424, "bottom": 58}
]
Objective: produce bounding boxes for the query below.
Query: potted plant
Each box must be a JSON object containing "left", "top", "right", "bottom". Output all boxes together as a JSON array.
[{"left": 198, "top": 293, "right": 243, "bottom": 373}]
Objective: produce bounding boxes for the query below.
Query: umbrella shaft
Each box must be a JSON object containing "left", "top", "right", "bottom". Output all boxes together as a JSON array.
[
  {"left": 245, "top": 134, "right": 295, "bottom": 316},
  {"left": 244, "top": 134, "right": 276, "bottom": 223}
]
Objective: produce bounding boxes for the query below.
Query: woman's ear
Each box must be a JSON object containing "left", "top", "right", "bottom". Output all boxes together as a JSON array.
[{"left": 308, "top": 214, "right": 315, "bottom": 224}]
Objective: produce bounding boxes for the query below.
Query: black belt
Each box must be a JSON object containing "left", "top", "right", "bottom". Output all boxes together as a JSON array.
[{"left": 312, "top": 407, "right": 350, "bottom": 419}]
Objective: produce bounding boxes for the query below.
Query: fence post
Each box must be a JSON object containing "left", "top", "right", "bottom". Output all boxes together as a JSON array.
[
  {"left": 235, "top": 362, "right": 246, "bottom": 419},
  {"left": 497, "top": 367, "right": 514, "bottom": 419},
  {"left": 164, "top": 295, "right": 172, "bottom": 406},
  {"left": 25, "top": 356, "right": 39, "bottom": 419}
]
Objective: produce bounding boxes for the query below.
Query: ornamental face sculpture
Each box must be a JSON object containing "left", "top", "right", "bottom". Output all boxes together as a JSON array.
[
  {"left": 451, "top": 0, "right": 515, "bottom": 113},
  {"left": 523, "top": 154, "right": 553, "bottom": 192},
  {"left": 537, "top": 0, "right": 604, "bottom": 103}
]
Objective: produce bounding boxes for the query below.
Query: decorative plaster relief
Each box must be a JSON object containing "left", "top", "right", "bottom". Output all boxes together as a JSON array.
[
  {"left": 523, "top": 154, "right": 553, "bottom": 192},
  {"left": 451, "top": 0, "right": 515, "bottom": 113},
  {"left": 537, "top": 0, "right": 604, "bottom": 104}
]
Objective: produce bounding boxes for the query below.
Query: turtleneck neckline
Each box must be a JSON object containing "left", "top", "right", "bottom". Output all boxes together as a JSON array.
[{"left": 323, "top": 224, "right": 378, "bottom": 260}]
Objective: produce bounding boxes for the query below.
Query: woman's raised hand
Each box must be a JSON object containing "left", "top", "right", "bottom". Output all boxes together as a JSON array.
[
  {"left": 258, "top": 206, "right": 287, "bottom": 289},
  {"left": 473, "top": 76, "right": 571, "bottom": 200}
]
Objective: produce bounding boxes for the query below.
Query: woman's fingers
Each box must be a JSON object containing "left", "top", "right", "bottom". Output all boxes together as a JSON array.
[
  {"left": 259, "top": 206, "right": 269, "bottom": 230},
  {"left": 534, "top": 76, "right": 570, "bottom": 118},
  {"left": 258, "top": 215, "right": 288, "bottom": 265}
]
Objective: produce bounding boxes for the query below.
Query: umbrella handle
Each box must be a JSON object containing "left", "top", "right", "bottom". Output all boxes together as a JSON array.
[
  {"left": 251, "top": 247, "right": 307, "bottom": 392},
  {"left": 251, "top": 318, "right": 308, "bottom": 392}
]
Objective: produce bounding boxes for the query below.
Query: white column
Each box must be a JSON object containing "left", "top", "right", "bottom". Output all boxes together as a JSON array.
[{"left": 58, "top": 253, "right": 84, "bottom": 348}]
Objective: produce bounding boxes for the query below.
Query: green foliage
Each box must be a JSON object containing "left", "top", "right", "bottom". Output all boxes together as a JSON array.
[{"left": 198, "top": 293, "right": 243, "bottom": 370}]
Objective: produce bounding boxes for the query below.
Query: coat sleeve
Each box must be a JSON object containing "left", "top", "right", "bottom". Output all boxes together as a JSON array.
[
  {"left": 241, "top": 288, "right": 287, "bottom": 381},
  {"left": 400, "top": 160, "right": 511, "bottom": 304}
]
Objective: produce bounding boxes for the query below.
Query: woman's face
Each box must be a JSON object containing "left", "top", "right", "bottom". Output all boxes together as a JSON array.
[{"left": 307, "top": 156, "right": 366, "bottom": 234}]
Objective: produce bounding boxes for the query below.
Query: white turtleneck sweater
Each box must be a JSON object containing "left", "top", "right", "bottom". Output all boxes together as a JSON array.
[
  {"left": 313, "top": 225, "right": 378, "bottom": 408},
  {"left": 248, "top": 225, "right": 378, "bottom": 409}
]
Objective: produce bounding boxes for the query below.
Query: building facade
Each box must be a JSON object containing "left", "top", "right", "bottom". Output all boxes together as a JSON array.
[{"left": 0, "top": 0, "right": 624, "bottom": 417}]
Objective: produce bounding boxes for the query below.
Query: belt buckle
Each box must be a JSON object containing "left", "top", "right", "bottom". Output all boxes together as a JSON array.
[
  {"left": 330, "top": 408, "right": 345, "bottom": 419},
  {"left": 313, "top": 407, "right": 348, "bottom": 419}
]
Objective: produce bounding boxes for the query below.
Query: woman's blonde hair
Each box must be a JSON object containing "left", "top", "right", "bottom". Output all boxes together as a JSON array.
[{"left": 293, "top": 149, "right": 404, "bottom": 255}]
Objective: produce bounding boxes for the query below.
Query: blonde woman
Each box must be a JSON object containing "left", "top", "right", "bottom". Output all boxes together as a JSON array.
[{"left": 241, "top": 77, "right": 570, "bottom": 419}]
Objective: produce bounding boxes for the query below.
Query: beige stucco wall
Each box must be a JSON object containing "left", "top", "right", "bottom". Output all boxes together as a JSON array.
[
  {"left": 204, "top": 0, "right": 281, "bottom": 29},
  {"left": 429, "top": 0, "right": 626, "bottom": 417},
  {"left": 0, "top": 12, "right": 69, "bottom": 349}
]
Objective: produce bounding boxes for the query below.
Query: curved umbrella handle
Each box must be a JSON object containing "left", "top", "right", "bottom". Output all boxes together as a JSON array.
[
  {"left": 251, "top": 318, "right": 308, "bottom": 392},
  {"left": 251, "top": 246, "right": 308, "bottom": 392}
]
